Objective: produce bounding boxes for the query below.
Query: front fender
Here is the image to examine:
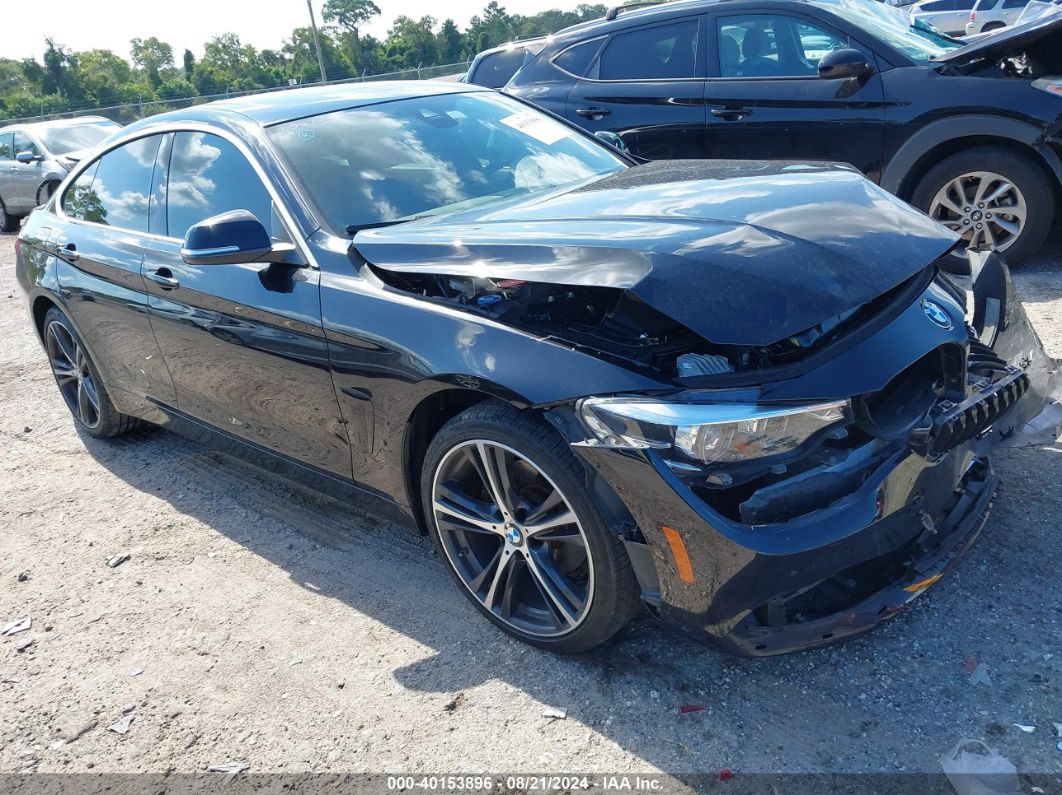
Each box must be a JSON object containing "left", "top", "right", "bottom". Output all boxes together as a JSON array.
[{"left": 882, "top": 114, "right": 1062, "bottom": 195}]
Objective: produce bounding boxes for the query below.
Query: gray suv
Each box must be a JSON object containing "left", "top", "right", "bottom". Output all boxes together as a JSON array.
[{"left": 0, "top": 116, "right": 120, "bottom": 232}]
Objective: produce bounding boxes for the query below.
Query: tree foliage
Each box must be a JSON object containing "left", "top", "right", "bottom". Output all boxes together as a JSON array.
[{"left": 0, "top": 2, "right": 608, "bottom": 122}]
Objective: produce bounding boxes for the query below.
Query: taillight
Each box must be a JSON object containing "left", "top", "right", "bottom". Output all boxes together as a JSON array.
[{"left": 13, "top": 237, "right": 21, "bottom": 259}]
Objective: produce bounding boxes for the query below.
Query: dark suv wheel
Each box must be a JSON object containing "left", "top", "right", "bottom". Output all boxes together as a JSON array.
[
  {"left": 912, "top": 146, "right": 1054, "bottom": 265},
  {"left": 43, "top": 307, "right": 142, "bottom": 438},
  {"left": 421, "top": 401, "right": 640, "bottom": 653}
]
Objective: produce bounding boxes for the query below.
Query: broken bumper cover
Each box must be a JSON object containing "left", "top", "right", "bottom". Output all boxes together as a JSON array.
[{"left": 561, "top": 254, "right": 1059, "bottom": 656}]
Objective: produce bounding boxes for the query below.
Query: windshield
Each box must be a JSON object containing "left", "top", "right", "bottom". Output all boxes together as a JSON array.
[
  {"left": 813, "top": 0, "right": 963, "bottom": 62},
  {"left": 38, "top": 121, "right": 120, "bottom": 155},
  {"left": 268, "top": 91, "right": 626, "bottom": 234}
]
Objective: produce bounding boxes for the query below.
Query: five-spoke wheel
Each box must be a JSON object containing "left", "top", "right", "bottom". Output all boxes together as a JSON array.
[
  {"left": 42, "top": 307, "right": 141, "bottom": 438},
  {"left": 432, "top": 440, "right": 594, "bottom": 637},
  {"left": 423, "top": 401, "right": 640, "bottom": 653},
  {"left": 46, "top": 317, "right": 102, "bottom": 430}
]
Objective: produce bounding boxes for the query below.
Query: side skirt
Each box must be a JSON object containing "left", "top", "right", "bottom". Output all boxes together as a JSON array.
[{"left": 146, "top": 400, "right": 419, "bottom": 532}]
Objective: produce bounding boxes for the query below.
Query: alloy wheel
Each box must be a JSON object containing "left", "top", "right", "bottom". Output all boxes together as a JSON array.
[
  {"left": 432, "top": 440, "right": 594, "bottom": 638},
  {"left": 927, "top": 171, "right": 1027, "bottom": 253},
  {"left": 46, "top": 320, "right": 101, "bottom": 429}
]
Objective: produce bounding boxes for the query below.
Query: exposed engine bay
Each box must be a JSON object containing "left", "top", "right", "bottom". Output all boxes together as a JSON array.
[{"left": 368, "top": 264, "right": 922, "bottom": 380}]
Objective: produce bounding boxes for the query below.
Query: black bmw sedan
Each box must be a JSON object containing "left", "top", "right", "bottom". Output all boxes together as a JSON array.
[{"left": 15, "top": 82, "right": 1059, "bottom": 656}]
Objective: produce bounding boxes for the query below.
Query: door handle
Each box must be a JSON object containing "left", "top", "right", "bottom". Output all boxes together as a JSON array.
[
  {"left": 58, "top": 243, "right": 80, "bottom": 263},
  {"left": 711, "top": 108, "right": 752, "bottom": 121},
  {"left": 575, "top": 107, "right": 611, "bottom": 120},
  {"left": 145, "top": 267, "right": 180, "bottom": 291}
]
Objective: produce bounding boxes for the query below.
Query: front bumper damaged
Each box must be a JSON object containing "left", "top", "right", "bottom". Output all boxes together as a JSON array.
[{"left": 562, "top": 254, "right": 1060, "bottom": 656}]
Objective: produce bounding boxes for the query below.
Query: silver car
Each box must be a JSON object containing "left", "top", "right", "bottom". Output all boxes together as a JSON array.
[{"left": 0, "top": 116, "right": 121, "bottom": 232}]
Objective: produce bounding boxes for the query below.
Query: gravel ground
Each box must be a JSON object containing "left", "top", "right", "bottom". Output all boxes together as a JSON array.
[{"left": 1, "top": 231, "right": 1060, "bottom": 788}]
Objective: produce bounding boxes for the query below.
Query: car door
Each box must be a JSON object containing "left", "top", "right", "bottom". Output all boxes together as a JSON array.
[
  {"left": 565, "top": 16, "right": 708, "bottom": 159},
  {"left": 52, "top": 134, "right": 178, "bottom": 410},
  {"left": 702, "top": 12, "right": 886, "bottom": 180},
  {"left": 140, "top": 129, "right": 352, "bottom": 478},
  {"left": 0, "top": 132, "right": 15, "bottom": 212},
  {"left": 11, "top": 131, "right": 46, "bottom": 210}
]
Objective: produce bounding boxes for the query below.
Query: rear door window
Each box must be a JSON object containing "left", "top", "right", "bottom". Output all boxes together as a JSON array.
[
  {"left": 553, "top": 38, "right": 605, "bottom": 77},
  {"left": 62, "top": 136, "right": 162, "bottom": 231},
  {"left": 599, "top": 19, "right": 701, "bottom": 80},
  {"left": 0, "top": 133, "right": 12, "bottom": 161}
]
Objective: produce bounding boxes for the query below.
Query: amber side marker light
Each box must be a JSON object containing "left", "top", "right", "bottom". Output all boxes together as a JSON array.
[
  {"left": 661, "top": 526, "right": 695, "bottom": 584},
  {"left": 903, "top": 573, "right": 944, "bottom": 594}
]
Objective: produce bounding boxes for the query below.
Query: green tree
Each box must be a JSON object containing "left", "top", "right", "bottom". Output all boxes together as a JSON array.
[
  {"left": 130, "top": 37, "right": 175, "bottom": 88},
  {"left": 467, "top": 2, "right": 513, "bottom": 51},
  {"left": 76, "top": 49, "right": 133, "bottom": 105},
  {"left": 383, "top": 16, "right": 439, "bottom": 69},
  {"left": 436, "top": 19, "right": 465, "bottom": 63},
  {"left": 183, "top": 49, "right": 196, "bottom": 81}
]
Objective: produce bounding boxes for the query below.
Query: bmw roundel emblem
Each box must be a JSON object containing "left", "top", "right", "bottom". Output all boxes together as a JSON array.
[{"left": 921, "top": 299, "right": 953, "bottom": 330}]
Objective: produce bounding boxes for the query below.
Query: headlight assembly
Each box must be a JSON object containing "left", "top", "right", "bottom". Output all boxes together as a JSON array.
[{"left": 578, "top": 397, "right": 850, "bottom": 466}]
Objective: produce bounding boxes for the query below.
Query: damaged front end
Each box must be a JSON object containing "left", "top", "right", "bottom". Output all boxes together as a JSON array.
[{"left": 558, "top": 252, "right": 1059, "bottom": 655}]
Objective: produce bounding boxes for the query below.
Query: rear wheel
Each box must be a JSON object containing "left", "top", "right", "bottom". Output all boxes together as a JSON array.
[
  {"left": 422, "top": 401, "right": 640, "bottom": 653},
  {"left": 43, "top": 307, "right": 141, "bottom": 438},
  {"left": 36, "top": 179, "right": 61, "bottom": 207},
  {"left": 0, "top": 198, "right": 16, "bottom": 233},
  {"left": 912, "top": 146, "right": 1054, "bottom": 266}
]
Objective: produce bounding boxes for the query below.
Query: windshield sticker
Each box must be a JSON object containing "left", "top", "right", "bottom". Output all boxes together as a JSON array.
[{"left": 500, "top": 112, "right": 570, "bottom": 145}]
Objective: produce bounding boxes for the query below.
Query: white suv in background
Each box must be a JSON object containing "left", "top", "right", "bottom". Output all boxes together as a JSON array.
[
  {"left": 965, "top": 0, "right": 1035, "bottom": 34},
  {"left": 911, "top": 0, "right": 978, "bottom": 36}
]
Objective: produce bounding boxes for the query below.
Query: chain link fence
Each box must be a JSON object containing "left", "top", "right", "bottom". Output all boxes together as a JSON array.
[{"left": 0, "top": 61, "right": 471, "bottom": 126}]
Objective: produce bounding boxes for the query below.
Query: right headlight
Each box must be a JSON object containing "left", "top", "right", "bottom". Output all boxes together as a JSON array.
[{"left": 578, "top": 397, "right": 850, "bottom": 466}]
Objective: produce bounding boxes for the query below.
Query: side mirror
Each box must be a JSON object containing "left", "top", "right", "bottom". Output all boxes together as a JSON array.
[
  {"left": 817, "top": 49, "right": 874, "bottom": 80},
  {"left": 15, "top": 151, "right": 42, "bottom": 164},
  {"left": 595, "top": 130, "right": 629, "bottom": 154},
  {"left": 181, "top": 209, "right": 304, "bottom": 267}
]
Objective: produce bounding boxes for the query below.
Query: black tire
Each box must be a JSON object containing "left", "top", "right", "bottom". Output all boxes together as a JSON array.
[
  {"left": 0, "top": 198, "right": 16, "bottom": 233},
  {"left": 421, "top": 400, "right": 640, "bottom": 654},
  {"left": 36, "top": 179, "right": 61, "bottom": 207},
  {"left": 42, "top": 307, "right": 142, "bottom": 438},
  {"left": 911, "top": 145, "right": 1054, "bottom": 266}
]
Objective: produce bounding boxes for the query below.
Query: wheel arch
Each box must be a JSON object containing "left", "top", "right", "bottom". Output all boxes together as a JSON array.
[
  {"left": 883, "top": 116, "right": 1062, "bottom": 208},
  {"left": 402, "top": 387, "right": 503, "bottom": 534},
  {"left": 31, "top": 293, "right": 61, "bottom": 343}
]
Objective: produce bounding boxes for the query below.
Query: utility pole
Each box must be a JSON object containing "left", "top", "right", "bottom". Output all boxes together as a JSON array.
[{"left": 306, "top": 0, "right": 328, "bottom": 84}]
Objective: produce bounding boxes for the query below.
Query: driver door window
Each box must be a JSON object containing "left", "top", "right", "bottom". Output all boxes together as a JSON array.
[{"left": 718, "top": 15, "right": 850, "bottom": 77}]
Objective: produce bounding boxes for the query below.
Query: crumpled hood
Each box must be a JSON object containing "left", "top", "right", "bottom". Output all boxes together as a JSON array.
[
  {"left": 933, "top": 12, "right": 1061, "bottom": 67},
  {"left": 354, "top": 160, "right": 959, "bottom": 346}
]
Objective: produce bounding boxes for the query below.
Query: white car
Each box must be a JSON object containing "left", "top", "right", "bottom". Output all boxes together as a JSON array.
[
  {"left": 910, "top": 0, "right": 978, "bottom": 34},
  {"left": 964, "top": 0, "right": 1036, "bottom": 34}
]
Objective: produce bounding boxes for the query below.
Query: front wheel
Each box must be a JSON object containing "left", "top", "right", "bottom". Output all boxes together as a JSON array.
[
  {"left": 911, "top": 146, "right": 1054, "bottom": 265},
  {"left": 421, "top": 401, "right": 640, "bottom": 653}
]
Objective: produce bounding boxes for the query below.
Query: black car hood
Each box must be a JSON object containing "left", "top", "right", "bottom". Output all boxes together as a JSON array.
[
  {"left": 354, "top": 161, "right": 959, "bottom": 346},
  {"left": 933, "top": 12, "right": 1061, "bottom": 67}
]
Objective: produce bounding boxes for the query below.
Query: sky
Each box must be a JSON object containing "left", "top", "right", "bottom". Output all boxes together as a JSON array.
[{"left": 0, "top": 0, "right": 583, "bottom": 63}]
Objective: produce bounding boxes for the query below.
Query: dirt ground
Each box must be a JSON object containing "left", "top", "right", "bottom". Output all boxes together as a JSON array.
[{"left": 1, "top": 231, "right": 1061, "bottom": 788}]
